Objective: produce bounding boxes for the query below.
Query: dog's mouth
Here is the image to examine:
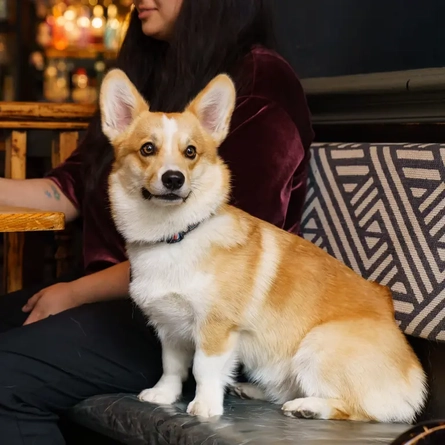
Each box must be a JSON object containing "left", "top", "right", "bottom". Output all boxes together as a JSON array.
[{"left": 141, "top": 188, "right": 190, "bottom": 203}]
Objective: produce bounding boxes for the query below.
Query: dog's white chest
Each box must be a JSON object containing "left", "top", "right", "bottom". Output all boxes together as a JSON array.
[{"left": 127, "top": 242, "right": 211, "bottom": 339}]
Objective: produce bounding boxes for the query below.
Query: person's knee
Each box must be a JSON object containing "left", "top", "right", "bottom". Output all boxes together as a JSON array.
[{"left": 0, "top": 350, "right": 35, "bottom": 414}]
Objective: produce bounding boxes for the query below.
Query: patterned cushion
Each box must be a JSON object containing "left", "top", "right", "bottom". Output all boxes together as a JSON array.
[{"left": 301, "top": 143, "right": 445, "bottom": 341}]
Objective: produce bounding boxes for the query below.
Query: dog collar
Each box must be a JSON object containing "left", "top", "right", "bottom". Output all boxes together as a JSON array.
[
  {"left": 129, "top": 221, "right": 202, "bottom": 282},
  {"left": 162, "top": 221, "right": 201, "bottom": 244}
]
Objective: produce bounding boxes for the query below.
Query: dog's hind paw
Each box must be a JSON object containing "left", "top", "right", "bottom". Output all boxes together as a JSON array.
[
  {"left": 282, "top": 397, "right": 352, "bottom": 421},
  {"left": 229, "top": 383, "right": 268, "bottom": 401},
  {"left": 282, "top": 397, "right": 329, "bottom": 420}
]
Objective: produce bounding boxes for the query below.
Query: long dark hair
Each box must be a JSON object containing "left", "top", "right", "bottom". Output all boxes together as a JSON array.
[{"left": 84, "top": 0, "right": 276, "bottom": 192}]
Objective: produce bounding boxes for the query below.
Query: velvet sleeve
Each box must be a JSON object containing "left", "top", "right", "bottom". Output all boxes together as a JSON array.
[
  {"left": 219, "top": 97, "right": 306, "bottom": 230},
  {"left": 44, "top": 145, "right": 84, "bottom": 211}
]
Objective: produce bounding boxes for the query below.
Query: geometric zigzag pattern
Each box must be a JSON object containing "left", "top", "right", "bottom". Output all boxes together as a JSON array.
[{"left": 301, "top": 143, "right": 445, "bottom": 341}]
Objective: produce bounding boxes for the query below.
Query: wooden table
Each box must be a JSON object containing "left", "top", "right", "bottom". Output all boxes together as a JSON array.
[{"left": 0, "top": 205, "right": 65, "bottom": 232}]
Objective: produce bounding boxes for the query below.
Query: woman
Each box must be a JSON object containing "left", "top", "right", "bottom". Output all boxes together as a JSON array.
[{"left": 0, "top": 0, "right": 313, "bottom": 443}]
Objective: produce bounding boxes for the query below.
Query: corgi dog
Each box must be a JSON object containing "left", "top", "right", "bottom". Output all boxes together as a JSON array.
[{"left": 100, "top": 69, "right": 427, "bottom": 423}]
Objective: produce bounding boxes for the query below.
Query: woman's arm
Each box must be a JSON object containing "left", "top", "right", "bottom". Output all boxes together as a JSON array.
[
  {"left": 71, "top": 261, "right": 130, "bottom": 304},
  {"left": 0, "top": 138, "right": 86, "bottom": 223},
  {"left": 0, "top": 178, "right": 79, "bottom": 222},
  {"left": 23, "top": 261, "right": 130, "bottom": 325}
]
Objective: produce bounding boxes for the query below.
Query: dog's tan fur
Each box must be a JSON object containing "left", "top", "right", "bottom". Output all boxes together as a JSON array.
[{"left": 101, "top": 69, "right": 427, "bottom": 422}]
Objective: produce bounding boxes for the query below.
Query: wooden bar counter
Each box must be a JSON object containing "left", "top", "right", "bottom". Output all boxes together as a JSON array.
[{"left": 0, "top": 205, "right": 65, "bottom": 233}]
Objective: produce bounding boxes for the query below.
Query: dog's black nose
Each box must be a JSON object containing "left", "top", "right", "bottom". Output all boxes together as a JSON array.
[{"left": 162, "top": 170, "right": 185, "bottom": 191}]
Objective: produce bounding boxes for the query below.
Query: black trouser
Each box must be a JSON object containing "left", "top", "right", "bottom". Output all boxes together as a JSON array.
[{"left": 0, "top": 276, "right": 163, "bottom": 445}]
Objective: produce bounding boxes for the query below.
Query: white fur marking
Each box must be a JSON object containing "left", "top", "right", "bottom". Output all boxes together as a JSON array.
[
  {"left": 162, "top": 115, "right": 178, "bottom": 157},
  {"left": 246, "top": 228, "right": 280, "bottom": 321},
  {"left": 238, "top": 229, "right": 301, "bottom": 404},
  {"left": 187, "top": 335, "right": 238, "bottom": 418}
]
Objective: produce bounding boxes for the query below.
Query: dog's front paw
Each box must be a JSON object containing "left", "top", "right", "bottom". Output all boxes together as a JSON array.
[
  {"left": 187, "top": 398, "right": 223, "bottom": 418},
  {"left": 138, "top": 386, "right": 179, "bottom": 405}
]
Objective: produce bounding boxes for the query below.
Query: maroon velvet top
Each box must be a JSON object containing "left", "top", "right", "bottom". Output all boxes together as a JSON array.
[{"left": 46, "top": 46, "right": 314, "bottom": 274}]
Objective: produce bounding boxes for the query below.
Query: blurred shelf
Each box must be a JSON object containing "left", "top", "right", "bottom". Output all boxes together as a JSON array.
[
  {"left": 45, "top": 44, "right": 118, "bottom": 60},
  {"left": 0, "top": 21, "right": 13, "bottom": 32}
]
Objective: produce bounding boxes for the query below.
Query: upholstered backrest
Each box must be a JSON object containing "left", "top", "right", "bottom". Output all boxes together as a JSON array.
[{"left": 301, "top": 143, "right": 445, "bottom": 341}]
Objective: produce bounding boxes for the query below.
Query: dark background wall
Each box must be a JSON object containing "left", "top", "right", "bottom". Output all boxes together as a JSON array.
[{"left": 274, "top": 0, "right": 445, "bottom": 78}]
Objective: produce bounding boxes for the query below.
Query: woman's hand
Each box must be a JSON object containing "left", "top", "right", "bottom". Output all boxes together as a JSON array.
[
  {"left": 22, "top": 282, "right": 81, "bottom": 325},
  {"left": 21, "top": 261, "right": 130, "bottom": 326}
]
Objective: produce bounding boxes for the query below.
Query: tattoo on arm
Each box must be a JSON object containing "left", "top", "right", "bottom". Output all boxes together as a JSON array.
[
  {"left": 51, "top": 185, "right": 61, "bottom": 200},
  {"left": 44, "top": 185, "right": 61, "bottom": 201}
]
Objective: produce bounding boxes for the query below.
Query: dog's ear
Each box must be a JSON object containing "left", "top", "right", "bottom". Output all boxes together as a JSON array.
[
  {"left": 100, "top": 69, "right": 149, "bottom": 141},
  {"left": 186, "top": 74, "right": 236, "bottom": 145}
]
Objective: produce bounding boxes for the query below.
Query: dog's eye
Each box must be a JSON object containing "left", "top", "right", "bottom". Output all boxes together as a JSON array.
[
  {"left": 140, "top": 143, "right": 155, "bottom": 157},
  {"left": 184, "top": 145, "right": 197, "bottom": 159}
]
